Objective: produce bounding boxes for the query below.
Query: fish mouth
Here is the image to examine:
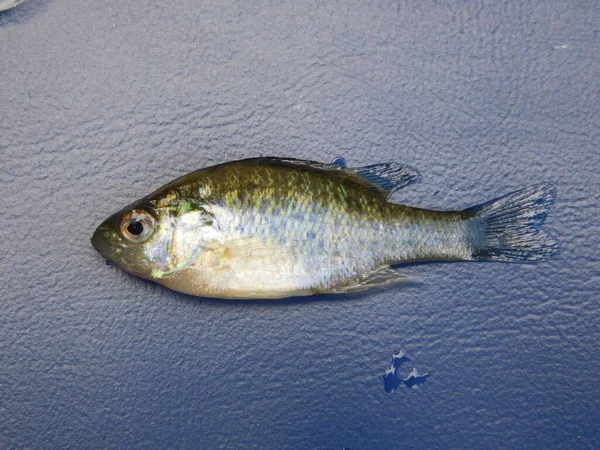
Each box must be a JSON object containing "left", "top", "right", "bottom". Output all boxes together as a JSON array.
[{"left": 91, "top": 224, "right": 113, "bottom": 260}]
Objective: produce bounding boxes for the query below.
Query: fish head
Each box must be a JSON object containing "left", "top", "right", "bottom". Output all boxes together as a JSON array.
[
  {"left": 92, "top": 188, "right": 219, "bottom": 282},
  {"left": 91, "top": 202, "right": 171, "bottom": 280}
]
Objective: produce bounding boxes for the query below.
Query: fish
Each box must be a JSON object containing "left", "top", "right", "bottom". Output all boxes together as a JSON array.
[{"left": 91, "top": 157, "right": 557, "bottom": 299}]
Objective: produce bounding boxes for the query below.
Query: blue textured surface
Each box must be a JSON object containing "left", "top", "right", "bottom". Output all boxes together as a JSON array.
[{"left": 1, "top": 1, "right": 599, "bottom": 448}]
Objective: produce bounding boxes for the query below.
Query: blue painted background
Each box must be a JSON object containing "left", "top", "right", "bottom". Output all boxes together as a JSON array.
[{"left": 1, "top": 1, "right": 599, "bottom": 448}]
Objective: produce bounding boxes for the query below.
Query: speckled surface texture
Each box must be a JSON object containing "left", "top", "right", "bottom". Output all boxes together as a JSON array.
[{"left": 1, "top": 1, "right": 599, "bottom": 448}]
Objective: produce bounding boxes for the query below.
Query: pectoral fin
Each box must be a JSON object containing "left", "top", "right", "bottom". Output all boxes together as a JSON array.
[{"left": 329, "top": 266, "right": 422, "bottom": 294}]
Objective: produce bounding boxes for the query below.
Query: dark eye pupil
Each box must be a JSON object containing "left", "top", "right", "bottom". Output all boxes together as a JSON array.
[{"left": 127, "top": 221, "right": 144, "bottom": 236}]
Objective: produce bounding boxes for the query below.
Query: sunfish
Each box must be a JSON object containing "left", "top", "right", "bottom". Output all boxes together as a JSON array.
[{"left": 91, "top": 157, "right": 557, "bottom": 299}]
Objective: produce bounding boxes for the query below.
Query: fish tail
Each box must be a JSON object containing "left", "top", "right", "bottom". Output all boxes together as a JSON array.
[{"left": 466, "top": 183, "right": 558, "bottom": 262}]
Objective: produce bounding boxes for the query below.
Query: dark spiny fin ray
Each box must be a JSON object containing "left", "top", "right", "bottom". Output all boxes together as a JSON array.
[
  {"left": 353, "top": 163, "right": 421, "bottom": 198},
  {"left": 244, "top": 157, "right": 346, "bottom": 172},
  {"left": 467, "top": 183, "right": 558, "bottom": 262}
]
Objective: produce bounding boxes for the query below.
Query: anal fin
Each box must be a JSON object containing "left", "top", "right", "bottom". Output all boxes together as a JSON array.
[{"left": 331, "top": 266, "right": 422, "bottom": 294}]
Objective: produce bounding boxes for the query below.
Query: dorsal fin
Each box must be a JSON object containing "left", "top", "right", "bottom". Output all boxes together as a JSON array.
[
  {"left": 352, "top": 162, "right": 421, "bottom": 198},
  {"left": 246, "top": 157, "right": 346, "bottom": 173},
  {"left": 331, "top": 157, "right": 421, "bottom": 195},
  {"left": 244, "top": 157, "right": 421, "bottom": 198}
]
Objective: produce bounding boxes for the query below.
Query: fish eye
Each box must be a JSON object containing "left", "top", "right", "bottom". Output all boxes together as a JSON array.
[
  {"left": 120, "top": 209, "right": 156, "bottom": 243},
  {"left": 127, "top": 220, "right": 144, "bottom": 235}
]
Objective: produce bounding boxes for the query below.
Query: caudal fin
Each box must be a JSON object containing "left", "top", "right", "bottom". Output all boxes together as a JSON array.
[{"left": 468, "top": 183, "right": 558, "bottom": 262}]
